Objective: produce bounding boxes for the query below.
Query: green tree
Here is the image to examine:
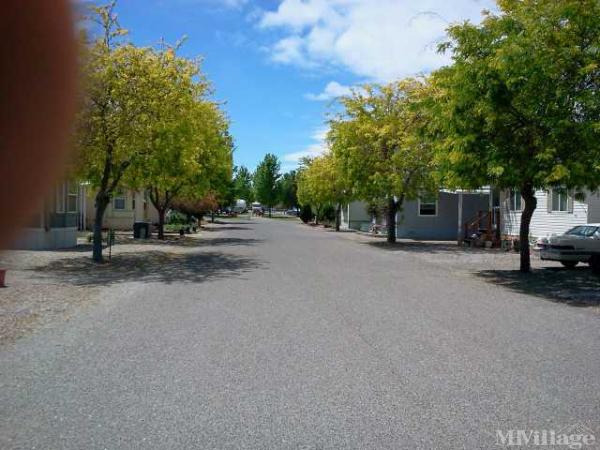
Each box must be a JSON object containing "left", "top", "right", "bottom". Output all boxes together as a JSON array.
[
  {"left": 330, "top": 80, "right": 436, "bottom": 242},
  {"left": 126, "top": 47, "right": 207, "bottom": 239},
  {"left": 143, "top": 101, "right": 232, "bottom": 239},
  {"left": 431, "top": 0, "right": 600, "bottom": 272},
  {"left": 254, "top": 153, "right": 281, "bottom": 217},
  {"left": 200, "top": 111, "right": 235, "bottom": 213},
  {"left": 77, "top": 1, "right": 233, "bottom": 252},
  {"left": 76, "top": 2, "right": 158, "bottom": 261},
  {"left": 168, "top": 107, "right": 233, "bottom": 225},
  {"left": 296, "top": 154, "right": 351, "bottom": 230},
  {"left": 233, "top": 166, "right": 255, "bottom": 203},
  {"left": 277, "top": 171, "right": 299, "bottom": 210},
  {"left": 297, "top": 158, "right": 324, "bottom": 224}
]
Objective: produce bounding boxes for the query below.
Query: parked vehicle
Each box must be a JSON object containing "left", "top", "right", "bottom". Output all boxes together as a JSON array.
[
  {"left": 539, "top": 224, "right": 600, "bottom": 273},
  {"left": 285, "top": 208, "right": 299, "bottom": 216},
  {"left": 233, "top": 199, "right": 247, "bottom": 214}
]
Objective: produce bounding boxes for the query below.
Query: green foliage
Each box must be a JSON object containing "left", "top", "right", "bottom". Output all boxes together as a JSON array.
[
  {"left": 329, "top": 80, "right": 436, "bottom": 205},
  {"left": 431, "top": 0, "right": 600, "bottom": 192},
  {"left": 430, "top": 0, "right": 600, "bottom": 270},
  {"left": 76, "top": 1, "right": 233, "bottom": 248},
  {"left": 76, "top": 8, "right": 148, "bottom": 193},
  {"left": 233, "top": 166, "right": 255, "bottom": 203},
  {"left": 366, "top": 198, "right": 388, "bottom": 221},
  {"left": 122, "top": 46, "right": 215, "bottom": 236},
  {"left": 254, "top": 153, "right": 281, "bottom": 212},
  {"left": 299, "top": 204, "right": 314, "bottom": 224},
  {"left": 76, "top": 1, "right": 157, "bottom": 259},
  {"left": 319, "top": 204, "right": 336, "bottom": 224},
  {"left": 167, "top": 211, "right": 188, "bottom": 225},
  {"left": 297, "top": 154, "right": 341, "bottom": 221},
  {"left": 199, "top": 115, "right": 234, "bottom": 207},
  {"left": 327, "top": 79, "right": 435, "bottom": 240},
  {"left": 277, "top": 171, "right": 299, "bottom": 209}
]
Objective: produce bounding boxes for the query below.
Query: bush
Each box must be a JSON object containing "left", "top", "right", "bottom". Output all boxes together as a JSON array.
[
  {"left": 319, "top": 204, "right": 336, "bottom": 223},
  {"left": 299, "top": 205, "right": 314, "bottom": 223},
  {"left": 167, "top": 211, "right": 188, "bottom": 225}
]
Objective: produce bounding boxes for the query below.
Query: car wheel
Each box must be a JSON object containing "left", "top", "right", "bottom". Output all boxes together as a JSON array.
[
  {"left": 560, "top": 261, "right": 578, "bottom": 269},
  {"left": 590, "top": 256, "right": 600, "bottom": 275}
]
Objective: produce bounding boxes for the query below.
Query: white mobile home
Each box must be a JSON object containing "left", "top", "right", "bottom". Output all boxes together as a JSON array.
[
  {"left": 84, "top": 189, "right": 159, "bottom": 231},
  {"left": 500, "top": 189, "right": 600, "bottom": 240}
]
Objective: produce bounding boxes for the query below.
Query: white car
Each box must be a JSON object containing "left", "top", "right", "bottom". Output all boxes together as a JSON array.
[{"left": 539, "top": 224, "right": 600, "bottom": 273}]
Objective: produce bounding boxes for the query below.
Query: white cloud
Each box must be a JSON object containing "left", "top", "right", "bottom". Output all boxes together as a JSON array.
[
  {"left": 283, "top": 127, "right": 329, "bottom": 164},
  {"left": 270, "top": 36, "right": 309, "bottom": 66},
  {"left": 260, "top": 0, "right": 338, "bottom": 30},
  {"left": 283, "top": 144, "right": 326, "bottom": 163},
  {"left": 311, "top": 127, "right": 328, "bottom": 142},
  {"left": 305, "top": 81, "right": 353, "bottom": 101},
  {"left": 258, "top": 0, "right": 497, "bottom": 81}
]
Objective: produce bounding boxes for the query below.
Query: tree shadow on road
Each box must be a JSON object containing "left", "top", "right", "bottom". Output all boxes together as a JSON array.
[
  {"left": 201, "top": 226, "right": 253, "bottom": 232},
  {"left": 475, "top": 267, "right": 600, "bottom": 307},
  {"left": 4, "top": 240, "right": 101, "bottom": 253},
  {"left": 113, "top": 236, "right": 204, "bottom": 248},
  {"left": 201, "top": 238, "right": 263, "bottom": 247},
  {"left": 211, "top": 220, "right": 253, "bottom": 225},
  {"left": 365, "top": 240, "right": 491, "bottom": 255},
  {"left": 112, "top": 235, "right": 261, "bottom": 247},
  {"left": 32, "top": 251, "right": 263, "bottom": 287}
]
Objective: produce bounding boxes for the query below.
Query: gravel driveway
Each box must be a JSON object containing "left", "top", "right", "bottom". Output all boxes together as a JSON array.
[
  {"left": 1, "top": 218, "right": 599, "bottom": 449},
  {"left": 0, "top": 229, "right": 237, "bottom": 343}
]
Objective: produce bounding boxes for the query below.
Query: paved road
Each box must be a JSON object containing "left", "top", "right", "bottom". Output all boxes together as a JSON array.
[{"left": 1, "top": 219, "right": 599, "bottom": 449}]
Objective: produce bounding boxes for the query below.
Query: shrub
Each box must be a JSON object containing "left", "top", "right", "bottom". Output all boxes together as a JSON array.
[
  {"left": 299, "top": 204, "right": 314, "bottom": 223},
  {"left": 319, "top": 204, "right": 336, "bottom": 223},
  {"left": 167, "top": 211, "right": 188, "bottom": 225}
]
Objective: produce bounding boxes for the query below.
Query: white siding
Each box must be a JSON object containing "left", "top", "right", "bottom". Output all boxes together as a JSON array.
[{"left": 501, "top": 190, "right": 588, "bottom": 239}]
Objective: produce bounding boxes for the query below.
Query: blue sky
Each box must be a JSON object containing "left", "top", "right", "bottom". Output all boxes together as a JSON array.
[{"left": 109, "top": 0, "right": 496, "bottom": 173}]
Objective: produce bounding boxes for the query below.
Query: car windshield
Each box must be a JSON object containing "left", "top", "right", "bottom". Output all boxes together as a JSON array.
[{"left": 565, "top": 226, "right": 599, "bottom": 237}]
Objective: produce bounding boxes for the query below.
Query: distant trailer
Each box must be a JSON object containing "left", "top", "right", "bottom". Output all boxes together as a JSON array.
[{"left": 233, "top": 199, "right": 247, "bottom": 213}]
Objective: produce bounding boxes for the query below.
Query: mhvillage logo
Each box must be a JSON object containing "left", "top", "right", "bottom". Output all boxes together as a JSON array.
[{"left": 496, "top": 424, "right": 597, "bottom": 449}]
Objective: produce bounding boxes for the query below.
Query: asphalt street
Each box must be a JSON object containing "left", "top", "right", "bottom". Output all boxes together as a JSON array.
[{"left": 1, "top": 218, "right": 599, "bottom": 449}]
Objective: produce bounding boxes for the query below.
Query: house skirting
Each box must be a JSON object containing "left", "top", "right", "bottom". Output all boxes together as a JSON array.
[{"left": 11, "top": 227, "right": 78, "bottom": 250}]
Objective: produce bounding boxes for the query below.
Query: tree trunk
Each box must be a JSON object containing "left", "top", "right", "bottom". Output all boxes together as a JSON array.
[
  {"left": 268, "top": 207, "right": 272, "bottom": 218},
  {"left": 386, "top": 196, "right": 397, "bottom": 244},
  {"left": 92, "top": 194, "right": 109, "bottom": 262},
  {"left": 211, "top": 211, "right": 215, "bottom": 223},
  {"left": 519, "top": 184, "right": 537, "bottom": 273},
  {"left": 157, "top": 208, "right": 166, "bottom": 240},
  {"left": 335, "top": 203, "right": 341, "bottom": 232}
]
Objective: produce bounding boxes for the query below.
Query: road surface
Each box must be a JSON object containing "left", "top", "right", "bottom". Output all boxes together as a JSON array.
[{"left": 1, "top": 218, "right": 599, "bottom": 449}]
